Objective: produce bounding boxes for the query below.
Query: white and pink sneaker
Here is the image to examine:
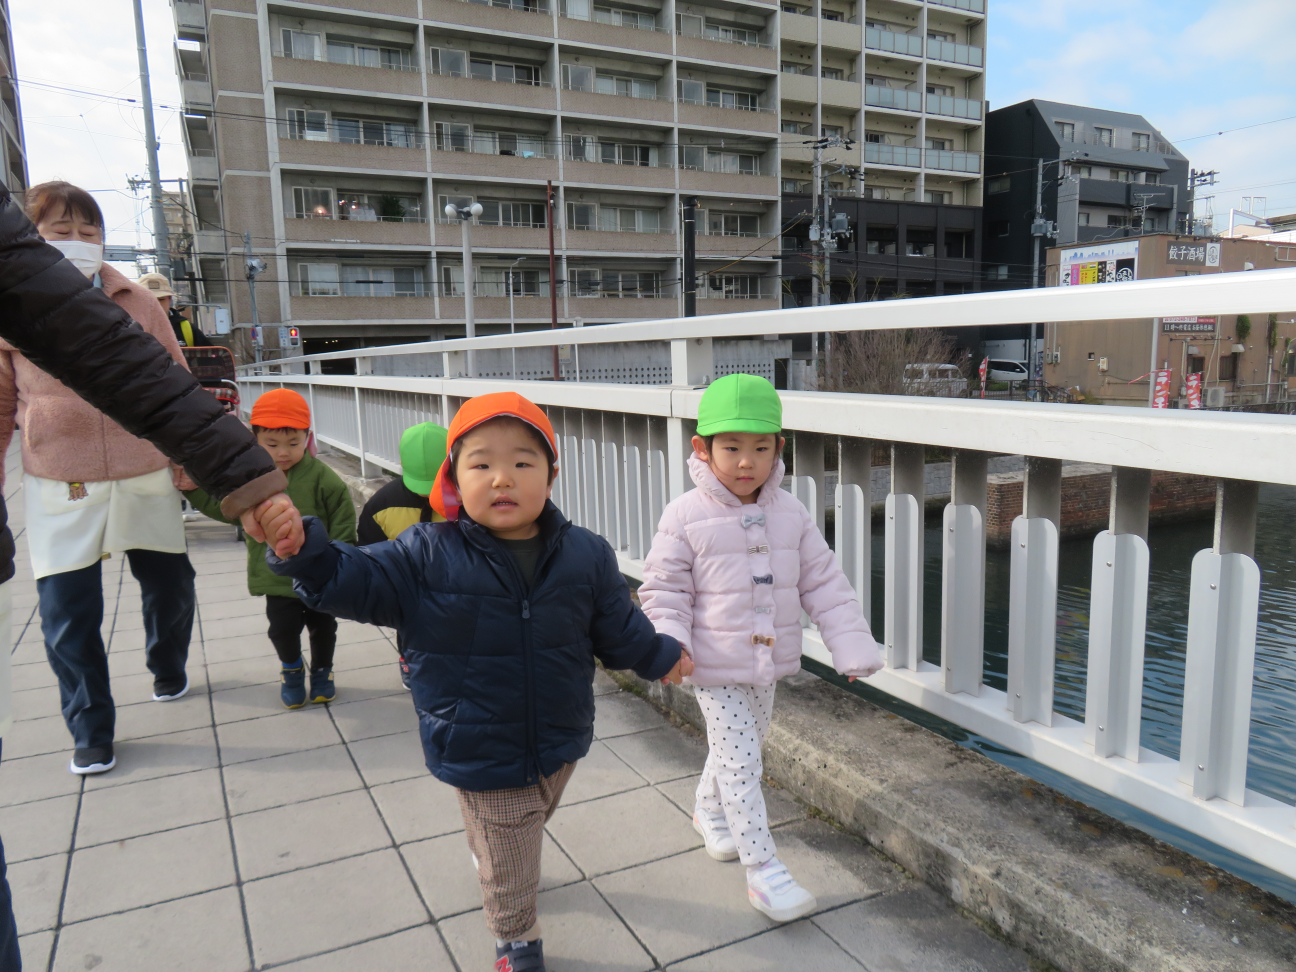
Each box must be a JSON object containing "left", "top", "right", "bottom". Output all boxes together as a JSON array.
[
  {"left": 693, "top": 809, "right": 740, "bottom": 861},
  {"left": 746, "top": 857, "right": 817, "bottom": 921}
]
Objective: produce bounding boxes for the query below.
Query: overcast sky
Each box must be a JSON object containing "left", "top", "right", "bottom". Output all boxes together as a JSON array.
[{"left": 8, "top": 0, "right": 1295, "bottom": 258}]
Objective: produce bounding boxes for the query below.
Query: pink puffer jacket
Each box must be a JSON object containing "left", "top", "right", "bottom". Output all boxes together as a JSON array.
[{"left": 639, "top": 454, "right": 883, "bottom": 687}]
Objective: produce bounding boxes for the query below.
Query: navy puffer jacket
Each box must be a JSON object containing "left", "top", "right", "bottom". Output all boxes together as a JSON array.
[{"left": 269, "top": 503, "right": 681, "bottom": 791}]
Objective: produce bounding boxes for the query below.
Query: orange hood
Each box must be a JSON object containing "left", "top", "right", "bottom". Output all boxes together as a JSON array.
[{"left": 429, "top": 392, "right": 558, "bottom": 521}]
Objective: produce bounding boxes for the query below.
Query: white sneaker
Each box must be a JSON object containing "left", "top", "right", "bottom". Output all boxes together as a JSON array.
[
  {"left": 747, "top": 858, "right": 817, "bottom": 921},
  {"left": 693, "top": 810, "right": 739, "bottom": 862}
]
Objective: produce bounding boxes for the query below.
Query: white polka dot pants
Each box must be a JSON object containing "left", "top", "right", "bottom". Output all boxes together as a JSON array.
[{"left": 694, "top": 683, "right": 777, "bottom": 868}]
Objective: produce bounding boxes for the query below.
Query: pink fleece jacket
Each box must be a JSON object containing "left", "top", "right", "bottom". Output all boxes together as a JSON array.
[{"left": 639, "top": 454, "right": 883, "bottom": 687}]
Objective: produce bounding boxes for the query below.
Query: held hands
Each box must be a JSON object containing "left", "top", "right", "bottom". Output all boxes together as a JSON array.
[
  {"left": 661, "top": 649, "right": 694, "bottom": 686},
  {"left": 240, "top": 493, "right": 305, "bottom": 558},
  {"left": 171, "top": 465, "right": 197, "bottom": 492}
]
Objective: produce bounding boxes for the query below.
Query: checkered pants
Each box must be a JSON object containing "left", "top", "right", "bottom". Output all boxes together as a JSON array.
[{"left": 456, "top": 761, "right": 577, "bottom": 941}]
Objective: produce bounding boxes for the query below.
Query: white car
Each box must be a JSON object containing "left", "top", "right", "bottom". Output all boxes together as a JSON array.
[
  {"left": 902, "top": 363, "right": 968, "bottom": 397},
  {"left": 985, "top": 359, "right": 1030, "bottom": 383}
]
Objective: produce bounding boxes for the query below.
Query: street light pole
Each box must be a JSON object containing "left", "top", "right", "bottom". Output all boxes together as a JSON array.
[
  {"left": 507, "top": 255, "right": 524, "bottom": 380},
  {"left": 446, "top": 201, "right": 484, "bottom": 376},
  {"left": 243, "top": 230, "right": 266, "bottom": 366}
]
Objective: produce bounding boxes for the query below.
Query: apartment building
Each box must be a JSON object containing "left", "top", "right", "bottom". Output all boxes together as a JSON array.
[
  {"left": 780, "top": 0, "right": 987, "bottom": 305},
  {"left": 0, "top": 0, "right": 28, "bottom": 193},
  {"left": 174, "top": 0, "right": 800, "bottom": 364},
  {"left": 982, "top": 100, "right": 1190, "bottom": 290}
]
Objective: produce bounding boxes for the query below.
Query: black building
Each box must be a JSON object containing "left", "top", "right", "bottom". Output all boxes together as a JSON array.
[{"left": 982, "top": 99, "right": 1190, "bottom": 290}]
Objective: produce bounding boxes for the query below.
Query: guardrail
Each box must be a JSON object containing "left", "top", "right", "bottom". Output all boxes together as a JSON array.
[{"left": 240, "top": 268, "right": 1296, "bottom": 881}]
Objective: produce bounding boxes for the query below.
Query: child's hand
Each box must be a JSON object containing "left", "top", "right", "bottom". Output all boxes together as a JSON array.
[
  {"left": 171, "top": 465, "right": 197, "bottom": 492},
  {"left": 661, "top": 649, "right": 693, "bottom": 685},
  {"left": 242, "top": 494, "right": 304, "bottom": 558}
]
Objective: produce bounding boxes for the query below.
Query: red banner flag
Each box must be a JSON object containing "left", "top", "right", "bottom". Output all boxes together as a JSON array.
[
  {"left": 1185, "top": 372, "right": 1203, "bottom": 409},
  {"left": 1152, "top": 370, "right": 1173, "bottom": 408}
]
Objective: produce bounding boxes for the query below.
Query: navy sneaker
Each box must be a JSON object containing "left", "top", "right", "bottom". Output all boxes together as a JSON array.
[
  {"left": 494, "top": 938, "right": 545, "bottom": 972},
  {"left": 152, "top": 674, "right": 189, "bottom": 702},
  {"left": 71, "top": 745, "right": 115, "bottom": 775},
  {"left": 398, "top": 654, "right": 412, "bottom": 691},
  {"left": 281, "top": 663, "right": 306, "bottom": 709},
  {"left": 309, "top": 667, "right": 335, "bottom": 703}
]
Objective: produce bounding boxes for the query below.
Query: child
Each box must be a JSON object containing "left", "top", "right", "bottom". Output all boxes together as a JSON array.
[
  {"left": 638, "top": 373, "right": 883, "bottom": 923},
  {"left": 185, "top": 388, "right": 356, "bottom": 708},
  {"left": 356, "top": 421, "right": 448, "bottom": 691},
  {"left": 265, "top": 392, "right": 687, "bottom": 972}
]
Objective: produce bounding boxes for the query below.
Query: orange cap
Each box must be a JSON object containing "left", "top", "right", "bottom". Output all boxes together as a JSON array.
[
  {"left": 430, "top": 392, "right": 557, "bottom": 521},
  {"left": 249, "top": 388, "right": 311, "bottom": 431}
]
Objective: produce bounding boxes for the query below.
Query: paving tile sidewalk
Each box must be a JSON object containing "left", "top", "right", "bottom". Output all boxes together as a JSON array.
[{"left": 0, "top": 457, "right": 1034, "bottom": 971}]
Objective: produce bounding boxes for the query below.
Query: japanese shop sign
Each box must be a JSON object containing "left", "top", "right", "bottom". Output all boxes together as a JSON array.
[
  {"left": 1059, "top": 241, "right": 1139, "bottom": 285},
  {"left": 1166, "top": 241, "right": 1221, "bottom": 267},
  {"left": 1162, "top": 316, "right": 1218, "bottom": 333}
]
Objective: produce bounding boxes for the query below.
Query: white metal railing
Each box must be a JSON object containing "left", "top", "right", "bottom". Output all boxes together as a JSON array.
[{"left": 240, "top": 269, "right": 1296, "bottom": 882}]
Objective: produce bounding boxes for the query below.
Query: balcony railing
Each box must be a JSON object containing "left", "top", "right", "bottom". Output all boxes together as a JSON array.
[
  {"left": 239, "top": 267, "right": 1296, "bottom": 903},
  {"left": 296, "top": 212, "right": 428, "bottom": 224},
  {"left": 929, "top": 0, "right": 985, "bottom": 12},
  {"left": 561, "top": 11, "right": 671, "bottom": 33},
  {"left": 865, "top": 27, "right": 923, "bottom": 58},
  {"left": 455, "top": 0, "right": 551, "bottom": 11},
  {"left": 435, "top": 136, "right": 559, "bottom": 159},
  {"left": 274, "top": 47, "right": 419, "bottom": 72},
  {"left": 1076, "top": 131, "right": 1175, "bottom": 154},
  {"left": 676, "top": 96, "right": 775, "bottom": 113},
  {"left": 926, "top": 38, "right": 984, "bottom": 67},
  {"left": 865, "top": 143, "right": 922, "bottom": 167},
  {"left": 434, "top": 66, "right": 552, "bottom": 86},
  {"left": 865, "top": 86, "right": 922, "bottom": 112},
  {"left": 676, "top": 26, "right": 774, "bottom": 48},
  {"left": 280, "top": 121, "right": 426, "bottom": 149},
  {"left": 925, "top": 148, "right": 981, "bottom": 172},
  {"left": 925, "top": 93, "right": 982, "bottom": 119},
  {"left": 564, "top": 84, "right": 665, "bottom": 101}
]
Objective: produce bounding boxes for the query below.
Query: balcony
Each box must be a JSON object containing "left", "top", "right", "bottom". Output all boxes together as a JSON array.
[
  {"left": 428, "top": 146, "right": 559, "bottom": 180},
  {"left": 421, "top": 0, "right": 554, "bottom": 37},
  {"left": 865, "top": 28, "right": 923, "bottom": 58},
  {"left": 174, "top": 1, "right": 205, "bottom": 30},
  {"left": 272, "top": 54, "right": 423, "bottom": 96},
  {"left": 675, "top": 34, "right": 777, "bottom": 71},
  {"left": 434, "top": 222, "right": 551, "bottom": 248},
  {"left": 820, "top": 77, "right": 861, "bottom": 110},
  {"left": 678, "top": 168, "right": 776, "bottom": 196},
  {"left": 285, "top": 217, "right": 432, "bottom": 246},
  {"left": 929, "top": 0, "right": 985, "bottom": 13},
  {"left": 698, "top": 297, "right": 778, "bottom": 314},
  {"left": 557, "top": 17, "right": 673, "bottom": 55},
  {"left": 865, "top": 86, "right": 922, "bottom": 112},
  {"left": 925, "top": 149, "right": 980, "bottom": 173},
  {"left": 193, "top": 229, "right": 225, "bottom": 254},
  {"left": 430, "top": 72, "right": 558, "bottom": 110},
  {"left": 181, "top": 76, "right": 212, "bottom": 108},
  {"left": 926, "top": 38, "right": 984, "bottom": 68},
  {"left": 926, "top": 93, "right": 982, "bottom": 120},
  {"left": 677, "top": 100, "right": 777, "bottom": 134},
  {"left": 189, "top": 153, "right": 218, "bottom": 182},
  {"left": 697, "top": 234, "right": 778, "bottom": 256},
  {"left": 565, "top": 228, "right": 678, "bottom": 254},
  {"left": 562, "top": 158, "right": 677, "bottom": 190},
  {"left": 779, "top": 12, "right": 818, "bottom": 45},
  {"left": 865, "top": 143, "right": 921, "bottom": 167},
  {"left": 290, "top": 295, "right": 432, "bottom": 322},
  {"left": 561, "top": 88, "right": 673, "bottom": 123},
  {"left": 1077, "top": 179, "right": 1176, "bottom": 209},
  {"left": 779, "top": 73, "right": 817, "bottom": 104},
  {"left": 278, "top": 136, "right": 428, "bottom": 174}
]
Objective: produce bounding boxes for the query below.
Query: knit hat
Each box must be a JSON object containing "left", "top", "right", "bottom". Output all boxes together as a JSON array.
[
  {"left": 430, "top": 392, "right": 557, "bottom": 521},
  {"left": 249, "top": 388, "right": 311, "bottom": 431},
  {"left": 137, "top": 272, "right": 176, "bottom": 300},
  {"left": 399, "top": 422, "right": 448, "bottom": 496},
  {"left": 695, "top": 373, "right": 782, "bottom": 436}
]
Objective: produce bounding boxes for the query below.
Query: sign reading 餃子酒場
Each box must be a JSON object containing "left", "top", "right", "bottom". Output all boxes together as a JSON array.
[{"left": 1166, "top": 240, "right": 1221, "bottom": 267}]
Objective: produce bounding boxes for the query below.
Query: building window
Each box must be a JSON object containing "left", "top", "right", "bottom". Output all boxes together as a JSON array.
[
  {"left": 1055, "top": 121, "right": 1075, "bottom": 142},
  {"left": 1219, "top": 353, "right": 1238, "bottom": 382},
  {"left": 1110, "top": 169, "right": 1132, "bottom": 183},
  {"left": 987, "top": 176, "right": 1010, "bottom": 194},
  {"left": 1107, "top": 215, "right": 1127, "bottom": 228},
  {"left": 945, "top": 230, "right": 972, "bottom": 258},
  {"left": 781, "top": 120, "right": 810, "bottom": 135},
  {"left": 285, "top": 109, "right": 329, "bottom": 141},
  {"left": 1094, "top": 127, "right": 1114, "bottom": 147},
  {"left": 327, "top": 39, "right": 412, "bottom": 71},
  {"left": 299, "top": 263, "right": 340, "bottom": 296},
  {"left": 280, "top": 30, "right": 321, "bottom": 60},
  {"left": 333, "top": 117, "right": 417, "bottom": 148},
  {"left": 1070, "top": 164, "right": 1093, "bottom": 179},
  {"left": 821, "top": 67, "right": 843, "bottom": 80},
  {"left": 822, "top": 125, "right": 844, "bottom": 138},
  {"left": 781, "top": 62, "right": 809, "bottom": 75},
  {"left": 990, "top": 220, "right": 1010, "bottom": 237},
  {"left": 987, "top": 265, "right": 1008, "bottom": 280},
  {"left": 480, "top": 200, "right": 547, "bottom": 228},
  {"left": 706, "top": 274, "right": 761, "bottom": 298},
  {"left": 707, "top": 212, "right": 761, "bottom": 237},
  {"left": 1078, "top": 212, "right": 1090, "bottom": 226},
  {"left": 926, "top": 82, "right": 955, "bottom": 97},
  {"left": 926, "top": 29, "right": 955, "bottom": 41},
  {"left": 906, "top": 227, "right": 936, "bottom": 257},
  {"left": 565, "top": 135, "right": 651, "bottom": 166},
  {"left": 293, "top": 187, "right": 334, "bottom": 219},
  {"left": 572, "top": 269, "right": 661, "bottom": 298},
  {"left": 677, "top": 81, "right": 758, "bottom": 110},
  {"left": 924, "top": 191, "right": 952, "bottom": 204},
  {"left": 924, "top": 137, "right": 952, "bottom": 151},
  {"left": 678, "top": 145, "right": 758, "bottom": 175},
  {"left": 429, "top": 47, "right": 468, "bottom": 76},
  {"left": 1133, "top": 132, "right": 1151, "bottom": 151},
  {"left": 865, "top": 224, "right": 898, "bottom": 255},
  {"left": 596, "top": 5, "right": 657, "bottom": 29}
]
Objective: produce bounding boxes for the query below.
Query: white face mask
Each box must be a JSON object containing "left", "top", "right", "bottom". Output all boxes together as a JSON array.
[{"left": 46, "top": 239, "right": 104, "bottom": 279}]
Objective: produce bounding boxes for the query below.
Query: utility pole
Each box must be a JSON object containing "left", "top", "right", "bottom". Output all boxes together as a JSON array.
[
  {"left": 547, "top": 180, "right": 559, "bottom": 379},
  {"left": 1186, "top": 169, "right": 1219, "bottom": 234},
  {"left": 132, "top": 0, "right": 169, "bottom": 276},
  {"left": 243, "top": 231, "right": 267, "bottom": 365},
  {"left": 1028, "top": 158, "right": 1058, "bottom": 386},
  {"left": 682, "top": 196, "right": 697, "bottom": 317}
]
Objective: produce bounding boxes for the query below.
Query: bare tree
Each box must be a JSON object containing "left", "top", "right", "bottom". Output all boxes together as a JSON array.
[{"left": 827, "top": 326, "right": 966, "bottom": 396}]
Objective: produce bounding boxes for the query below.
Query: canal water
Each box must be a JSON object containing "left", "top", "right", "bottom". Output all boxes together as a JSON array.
[{"left": 859, "top": 484, "right": 1296, "bottom": 900}]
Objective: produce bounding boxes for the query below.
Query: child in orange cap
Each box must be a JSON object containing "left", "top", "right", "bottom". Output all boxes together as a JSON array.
[
  {"left": 185, "top": 388, "right": 355, "bottom": 707},
  {"left": 267, "top": 391, "right": 688, "bottom": 971}
]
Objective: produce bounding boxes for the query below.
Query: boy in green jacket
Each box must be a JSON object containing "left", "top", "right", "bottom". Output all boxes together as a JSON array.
[{"left": 186, "top": 389, "right": 356, "bottom": 707}]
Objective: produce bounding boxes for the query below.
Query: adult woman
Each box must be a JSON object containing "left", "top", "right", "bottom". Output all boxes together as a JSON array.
[{"left": 0, "top": 182, "right": 197, "bottom": 776}]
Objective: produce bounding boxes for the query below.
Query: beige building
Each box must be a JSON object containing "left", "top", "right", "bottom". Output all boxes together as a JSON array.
[
  {"left": 0, "top": 0, "right": 28, "bottom": 193},
  {"left": 171, "top": 0, "right": 985, "bottom": 362},
  {"left": 1042, "top": 235, "right": 1296, "bottom": 407}
]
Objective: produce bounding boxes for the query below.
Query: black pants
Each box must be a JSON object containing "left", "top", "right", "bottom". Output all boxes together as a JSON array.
[
  {"left": 38, "top": 550, "right": 195, "bottom": 749},
  {"left": 0, "top": 741, "right": 17, "bottom": 972},
  {"left": 265, "top": 595, "right": 337, "bottom": 670}
]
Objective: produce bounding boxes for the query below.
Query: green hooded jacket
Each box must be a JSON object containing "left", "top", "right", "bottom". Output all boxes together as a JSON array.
[{"left": 185, "top": 452, "right": 356, "bottom": 597}]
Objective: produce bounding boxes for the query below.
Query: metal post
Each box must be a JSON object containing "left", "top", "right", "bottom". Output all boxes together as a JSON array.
[
  {"left": 508, "top": 256, "right": 523, "bottom": 381},
  {"left": 132, "top": 0, "right": 169, "bottom": 274},
  {"left": 243, "top": 230, "right": 262, "bottom": 365},
  {"left": 682, "top": 196, "right": 697, "bottom": 317},
  {"left": 460, "top": 216, "right": 475, "bottom": 378},
  {"left": 810, "top": 139, "right": 822, "bottom": 307},
  {"left": 1148, "top": 318, "right": 1161, "bottom": 406},
  {"left": 547, "top": 180, "right": 559, "bottom": 379}
]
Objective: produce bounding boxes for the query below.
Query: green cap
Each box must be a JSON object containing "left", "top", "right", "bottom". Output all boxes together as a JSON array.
[
  {"left": 399, "top": 422, "right": 449, "bottom": 495},
  {"left": 695, "top": 373, "right": 782, "bottom": 437}
]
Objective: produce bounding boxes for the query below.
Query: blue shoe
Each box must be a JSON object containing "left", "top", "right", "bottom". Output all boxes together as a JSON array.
[
  {"left": 280, "top": 663, "right": 306, "bottom": 709},
  {"left": 309, "top": 667, "right": 335, "bottom": 703},
  {"left": 495, "top": 938, "right": 545, "bottom": 972}
]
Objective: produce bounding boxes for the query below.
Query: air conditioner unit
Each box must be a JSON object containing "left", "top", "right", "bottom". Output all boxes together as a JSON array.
[{"left": 1204, "top": 386, "right": 1227, "bottom": 408}]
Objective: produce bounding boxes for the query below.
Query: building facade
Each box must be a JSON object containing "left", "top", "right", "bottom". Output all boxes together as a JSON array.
[
  {"left": 983, "top": 100, "right": 1189, "bottom": 291},
  {"left": 174, "top": 0, "right": 985, "bottom": 365},
  {"left": 1042, "top": 235, "right": 1296, "bottom": 407},
  {"left": 0, "top": 0, "right": 28, "bottom": 193}
]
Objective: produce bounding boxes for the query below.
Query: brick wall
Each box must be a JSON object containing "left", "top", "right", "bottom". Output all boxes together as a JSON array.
[{"left": 985, "top": 468, "right": 1215, "bottom": 547}]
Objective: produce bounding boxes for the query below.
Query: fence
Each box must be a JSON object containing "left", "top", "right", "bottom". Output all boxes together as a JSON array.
[{"left": 239, "top": 268, "right": 1296, "bottom": 881}]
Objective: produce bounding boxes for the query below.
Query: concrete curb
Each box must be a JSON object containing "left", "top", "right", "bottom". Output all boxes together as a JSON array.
[{"left": 609, "top": 667, "right": 1296, "bottom": 972}]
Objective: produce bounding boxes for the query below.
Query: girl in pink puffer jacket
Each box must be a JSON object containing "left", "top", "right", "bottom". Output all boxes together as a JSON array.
[{"left": 639, "top": 373, "right": 884, "bottom": 924}]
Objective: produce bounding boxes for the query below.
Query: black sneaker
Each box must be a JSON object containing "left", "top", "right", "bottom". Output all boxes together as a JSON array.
[
  {"left": 71, "top": 745, "right": 116, "bottom": 775},
  {"left": 152, "top": 674, "right": 189, "bottom": 702},
  {"left": 398, "top": 654, "right": 412, "bottom": 691},
  {"left": 494, "top": 939, "right": 545, "bottom": 972}
]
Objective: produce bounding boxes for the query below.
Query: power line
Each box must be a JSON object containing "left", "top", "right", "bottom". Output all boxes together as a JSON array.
[{"left": 1172, "top": 114, "right": 1296, "bottom": 143}]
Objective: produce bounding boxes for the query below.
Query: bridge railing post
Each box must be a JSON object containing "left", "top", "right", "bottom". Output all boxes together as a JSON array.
[
  {"left": 943, "top": 450, "right": 988, "bottom": 696},
  {"left": 1008, "top": 457, "right": 1061, "bottom": 726},
  {"left": 667, "top": 337, "right": 713, "bottom": 500},
  {"left": 836, "top": 437, "right": 873, "bottom": 623},
  {"left": 885, "top": 442, "right": 925, "bottom": 671}
]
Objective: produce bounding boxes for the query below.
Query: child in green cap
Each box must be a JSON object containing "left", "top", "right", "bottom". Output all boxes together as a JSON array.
[
  {"left": 357, "top": 421, "right": 448, "bottom": 689},
  {"left": 638, "top": 373, "right": 883, "bottom": 923}
]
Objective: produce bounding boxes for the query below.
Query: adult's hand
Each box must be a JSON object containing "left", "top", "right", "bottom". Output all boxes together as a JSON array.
[{"left": 240, "top": 493, "right": 304, "bottom": 558}]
